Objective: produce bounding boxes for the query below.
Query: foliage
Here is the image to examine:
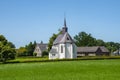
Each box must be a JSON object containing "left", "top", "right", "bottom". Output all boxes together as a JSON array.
[
  {"left": 4, "top": 56, "right": 120, "bottom": 64},
  {"left": 33, "top": 52, "right": 37, "bottom": 56},
  {"left": 17, "top": 41, "right": 36, "bottom": 57},
  {"left": 16, "top": 47, "right": 27, "bottom": 56},
  {"left": 7, "top": 42, "right": 15, "bottom": 48},
  {"left": 0, "top": 35, "right": 7, "bottom": 45},
  {"left": 48, "top": 34, "right": 58, "bottom": 51},
  {"left": 74, "top": 31, "right": 96, "bottom": 46},
  {"left": 96, "top": 39, "right": 105, "bottom": 46},
  {"left": 0, "top": 35, "right": 16, "bottom": 62},
  {"left": 105, "top": 42, "right": 120, "bottom": 53},
  {"left": 25, "top": 42, "right": 35, "bottom": 56},
  {"left": 42, "top": 50, "right": 48, "bottom": 57},
  {"left": 0, "top": 60, "right": 120, "bottom": 80},
  {"left": 1, "top": 46, "right": 16, "bottom": 62}
]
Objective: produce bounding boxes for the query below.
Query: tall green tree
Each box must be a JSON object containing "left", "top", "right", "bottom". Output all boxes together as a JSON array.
[
  {"left": 25, "top": 41, "right": 36, "bottom": 56},
  {"left": 74, "top": 31, "right": 96, "bottom": 47},
  {"left": 105, "top": 42, "right": 120, "bottom": 53},
  {"left": 0, "top": 35, "right": 7, "bottom": 45},
  {"left": 0, "top": 35, "right": 16, "bottom": 62}
]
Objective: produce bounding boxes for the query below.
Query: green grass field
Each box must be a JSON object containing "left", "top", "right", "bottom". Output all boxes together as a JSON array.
[{"left": 0, "top": 59, "right": 120, "bottom": 80}]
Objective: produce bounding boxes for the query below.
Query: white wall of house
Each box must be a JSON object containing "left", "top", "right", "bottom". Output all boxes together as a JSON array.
[
  {"left": 49, "top": 43, "right": 77, "bottom": 59},
  {"left": 49, "top": 53, "right": 59, "bottom": 59},
  {"left": 34, "top": 46, "right": 42, "bottom": 57},
  {"left": 72, "top": 44, "right": 77, "bottom": 58},
  {"left": 88, "top": 53, "right": 96, "bottom": 56},
  {"left": 49, "top": 45, "right": 59, "bottom": 59},
  {"left": 59, "top": 44, "right": 65, "bottom": 59},
  {"left": 59, "top": 43, "right": 77, "bottom": 59}
]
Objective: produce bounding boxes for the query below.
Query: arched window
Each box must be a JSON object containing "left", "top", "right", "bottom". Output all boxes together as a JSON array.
[
  {"left": 73, "top": 45, "right": 75, "bottom": 53},
  {"left": 61, "top": 45, "right": 63, "bottom": 53}
]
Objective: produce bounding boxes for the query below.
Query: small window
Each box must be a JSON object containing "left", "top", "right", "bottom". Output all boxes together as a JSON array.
[
  {"left": 52, "top": 54, "right": 55, "bottom": 56},
  {"left": 67, "top": 37, "right": 69, "bottom": 40},
  {"left": 61, "top": 45, "right": 63, "bottom": 53}
]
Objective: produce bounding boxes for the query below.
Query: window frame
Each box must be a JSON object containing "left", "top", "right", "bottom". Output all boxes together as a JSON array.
[{"left": 61, "top": 45, "right": 63, "bottom": 53}]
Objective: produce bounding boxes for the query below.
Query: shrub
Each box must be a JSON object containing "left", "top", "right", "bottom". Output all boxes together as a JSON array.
[
  {"left": 33, "top": 53, "right": 37, "bottom": 56},
  {"left": 42, "top": 51, "right": 48, "bottom": 57}
]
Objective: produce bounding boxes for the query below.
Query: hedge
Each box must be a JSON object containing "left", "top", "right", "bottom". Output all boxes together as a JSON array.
[{"left": 3, "top": 56, "right": 120, "bottom": 64}]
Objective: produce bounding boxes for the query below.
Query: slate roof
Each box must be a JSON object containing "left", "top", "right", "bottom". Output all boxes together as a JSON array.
[
  {"left": 77, "top": 46, "right": 109, "bottom": 53},
  {"left": 36, "top": 43, "right": 47, "bottom": 52},
  {"left": 53, "top": 32, "right": 74, "bottom": 45},
  {"left": 49, "top": 48, "right": 58, "bottom": 54},
  {"left": 100, "top": 46, "right": 109, "bottom": 52}
]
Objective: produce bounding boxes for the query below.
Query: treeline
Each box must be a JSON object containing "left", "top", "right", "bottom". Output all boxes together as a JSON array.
[
  {"left": 16, "top": 41, "right": 36, "bottom": 57},
  {"left": 74, "top": 31, "right": 120, "bottom": 53}
]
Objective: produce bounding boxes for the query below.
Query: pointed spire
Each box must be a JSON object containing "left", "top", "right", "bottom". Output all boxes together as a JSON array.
[
  {"left": 62, "top": 15, "right": 68, "bottom": 34},
  {"left": 64, "top": 17, "right": 67, "bottom": 27},
  {"left": 40, "top": 41, "right": 43, "bottom": 44}
]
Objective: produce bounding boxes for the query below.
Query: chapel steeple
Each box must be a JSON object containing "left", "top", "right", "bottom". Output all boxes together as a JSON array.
[{"left": 62, "top": 17, "right": 68, "bottom": 34}]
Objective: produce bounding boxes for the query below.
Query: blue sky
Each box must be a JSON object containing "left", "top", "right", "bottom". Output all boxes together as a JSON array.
[{"left": 0, "top": 0, "right": 120, "bottom": 48}]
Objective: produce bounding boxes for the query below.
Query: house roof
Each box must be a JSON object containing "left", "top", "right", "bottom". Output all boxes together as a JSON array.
[
  {"left": 53, "top": 32, "right": 74, "bottom": 45},
  {"left": 100, "top": 46, "right": 109, "bottom": 52},
  {"left": 49, "top": 48, "right": 58, "bottom": 54},
  {"left": 36, "top": 43, "right": 47, "bottom": 52},
  {"left": 77, "top": 46, "right": 109, "bottom": 53}
]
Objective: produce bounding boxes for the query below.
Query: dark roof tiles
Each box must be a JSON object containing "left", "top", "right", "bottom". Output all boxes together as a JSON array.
[
  {"left": 36, "top": 43, "right": 47, "bottom": 52},
  {"left": 49, "top": 48, "right": 58, "bottom": 54},
  {"left": 53, "top": 32, "right": 74, "bottom": 45},
  {"left": 77, "top": 46, "right": 109, "bottom": 53}
]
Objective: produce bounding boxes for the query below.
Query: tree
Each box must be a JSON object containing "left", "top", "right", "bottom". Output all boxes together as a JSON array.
[
  {"left": 42, "top": 50, "right": 48, "bottom": 57},
  {"left": 1, "top": 46, "right": 16, "bottom": 62},
  {"left": 16, "top": 47, "right": 27, "bottom": 56},
  {"left": 16, "top": 41, "right": 36, "bottom": 57},
  {"left": 96, "top": 39, "right": 105, "bottom": 46},
  {"left": 25, "top": 41, "right": 36, "bottom": 56},
  {"left": 105, "top": 42, "right": 120, "bottom": 54},
  {"left": 0, "top": 35, "right": 7, "bottom": 45},
  {"left": 74, "top": 31, "right": 96, "bottom": 47},
  {"left": 0, "top": 35, "right": 16, "bottom": 62},
  {"left": 48, "top": 34, "right": 58, "bottom": 51},
  {"left": 7, "top": 42, "right": 15, "bottom": 48}
]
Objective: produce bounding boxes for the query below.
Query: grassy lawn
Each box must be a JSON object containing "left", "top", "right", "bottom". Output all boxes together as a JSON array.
[{"left": 0, "top": 59, "right": 120, "bottom": 80}]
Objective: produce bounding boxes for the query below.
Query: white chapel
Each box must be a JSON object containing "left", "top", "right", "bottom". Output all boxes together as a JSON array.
[{"left": 49, "top": 18, "right": 77, "bottom": 59}]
